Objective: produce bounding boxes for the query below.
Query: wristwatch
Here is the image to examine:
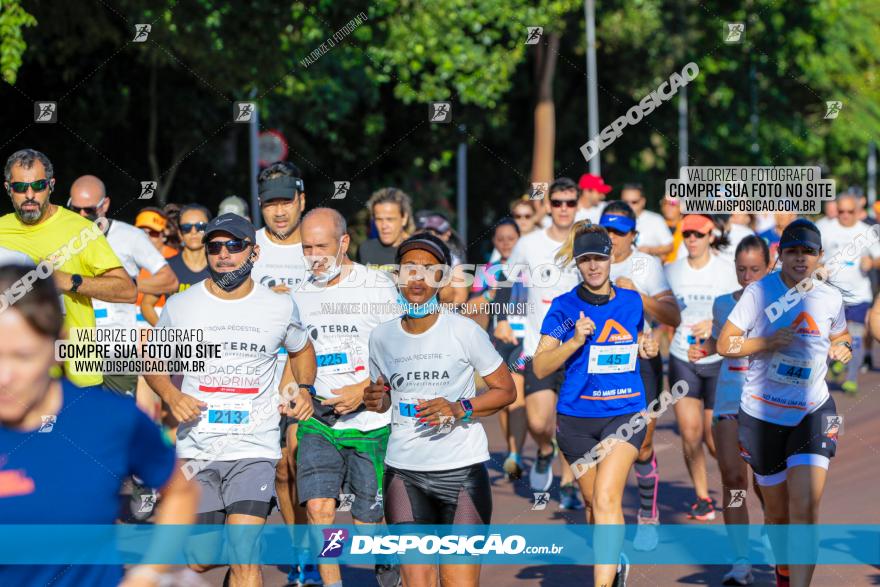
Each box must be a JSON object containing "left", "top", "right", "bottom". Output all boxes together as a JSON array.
[
  {"left": 298, "top": 384, "right": 317, "bottom": 396},
  {"left": 834, "top": 341, "right": 853, "bottom": 352},
  {"left": 70, "top": 274, "right": 83, "bottom": 293},
  {"left": 458, "top": 398, "right": 474, "bottom": 423}
]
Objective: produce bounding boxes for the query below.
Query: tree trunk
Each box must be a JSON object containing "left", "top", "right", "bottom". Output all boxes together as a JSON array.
[
  {"left": 147, "top": 58, "right": 163, "bottom": 205},
  {"left": 530, "top": 32, "right": 560, "bottom": 184}
]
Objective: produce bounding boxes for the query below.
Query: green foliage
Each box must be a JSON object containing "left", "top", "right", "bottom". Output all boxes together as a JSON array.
[{"left": 0, "top": 0, "right": 36, "bottom": 84}]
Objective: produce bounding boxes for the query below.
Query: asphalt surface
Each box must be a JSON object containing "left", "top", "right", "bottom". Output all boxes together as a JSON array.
[{"left": 196, "top": 369, "right": 880, "bottom": 586}]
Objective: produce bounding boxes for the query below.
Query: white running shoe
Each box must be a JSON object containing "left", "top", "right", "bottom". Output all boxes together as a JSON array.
[
  {"left": 633, "top": 510, "right": 659, "bottom": 552},
  {"left": 528, "top": 445, "right": 556, "bottom": 492},
  {"left": 722, "top": 559, "right": 754, "bottom": 585}
]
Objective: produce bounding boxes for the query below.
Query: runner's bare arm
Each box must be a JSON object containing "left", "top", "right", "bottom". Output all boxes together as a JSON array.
[
  {"left": 717, "top": 320, "right": 792, "bottom": 357},
  {"left": 136, "top": 265, "right": 179, "bottom": 296},
  {"left": 142, "top": 373, "right": 205, "bottom": 422},
  {"left": 139, "top": 293, "right": 161, "bottom": 326},
  {"left": 828, "top": 329, "right": 853, "bottom": 363},
  {"left": 532, "top": 311, "right": 594, "bottom": 378},
  {"left": 871, "top": 295, "right": 880, "bottom": 342},
  {"left": 642, "top": 290, "right": 681, "bottom": 328},
  {"left": 288, "top": 339, "right": 316, "bottom": 386},
  {"left": 321, "top": 378, "right": 369, "bottom": 415},
  {"left": 364, "top": 376, "right": 391, "bottom": 413},
  {"left": 53, "top": 266, "right": 137, "bottom": 303},
  {"left": 417, "top": 362, "right": 515, "bottom": 424}
]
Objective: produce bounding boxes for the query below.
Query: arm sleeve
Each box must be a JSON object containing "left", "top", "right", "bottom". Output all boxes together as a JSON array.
[
  {"left": 727, "top": 286, "right": 760, "bottom": 332},
  {"left": 133, "top": 230, "right": 170, "bottom": 274},
  {"left": 127, "top": 407, "right": 176, "bottom": 489},
  {"left": 464, "top": 320, "right": 504, "bottom": 377},
  {"left": 284, "top": 299, "right": 310, "bottom": 353}
]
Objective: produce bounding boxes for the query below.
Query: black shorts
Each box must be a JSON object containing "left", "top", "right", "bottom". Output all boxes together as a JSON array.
[
  {"left": 280, "top": 415, "right": 296, "bottom": 450},
  {"left": 524, "top": 361, "right": 564, "bottom": 396},
  {"left": 384, "top": 463, "right": 492, "bottom": 525},
  {"left": 555, "top": 412, "right": 647, "bottom": 468},
  {"left": 639, "top": 354, "right": 663, "bottom": 405},
  {"left": 668, "top": 355, "right": 720, "bottom": 408},
  {"left": 738, "top": 397, "right": 838, "bottom": 486}
]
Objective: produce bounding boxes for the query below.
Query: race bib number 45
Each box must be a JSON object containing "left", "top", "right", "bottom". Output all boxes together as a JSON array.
[{"left": 588, "top": 343, "right": 638, "bottom": 374}]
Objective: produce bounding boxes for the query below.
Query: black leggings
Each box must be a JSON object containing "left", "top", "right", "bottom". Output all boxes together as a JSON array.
[{"left": 384, "top": 463, "right": 492, "bottom": 525}]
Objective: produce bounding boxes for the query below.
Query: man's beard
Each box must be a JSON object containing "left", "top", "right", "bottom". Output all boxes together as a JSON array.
[
  {"left": 14, "top": 198, "right": 48, "bottom": 225},
  {"left": 269, "top": 217, "right": 300, "bottom": 241}
]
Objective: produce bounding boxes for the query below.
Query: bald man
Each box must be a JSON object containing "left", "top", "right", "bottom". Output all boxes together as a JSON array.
[
  {"left": 288, "top": 207, "right": 402, "bottom": 587},
  {"left": 68, "top": 176, "right": 178, "bottom": 398}
]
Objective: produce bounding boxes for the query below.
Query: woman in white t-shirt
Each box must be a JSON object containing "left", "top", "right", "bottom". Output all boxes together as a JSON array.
[
  {"left": 365, "top": 233, "right": 515, "bottom": 587},
  {"left": 718, "top": 219, "right": 852, "bottom": 587},
  {"left": 699, "top": 235, "right": 771, "bottom": 585},
  {"left": 664, "top": 214, "right": 739, "bottom": 522}
]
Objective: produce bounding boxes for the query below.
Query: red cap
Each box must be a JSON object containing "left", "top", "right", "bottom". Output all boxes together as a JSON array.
[
  {"left": 681, "top": 214, "right": 714, "bottom": 235},
  {"left": 577, "top": 173, "right": 612, "bottom": 194}
]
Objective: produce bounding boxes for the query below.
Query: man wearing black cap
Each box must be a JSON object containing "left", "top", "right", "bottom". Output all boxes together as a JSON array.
[{"left": 144, "top": 213, "right": 317, "bottom": 586}]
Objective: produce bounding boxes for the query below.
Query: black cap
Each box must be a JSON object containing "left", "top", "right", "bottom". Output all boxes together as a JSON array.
[
  {"left": 258, "top": 176, "right": 304, "bottom": 201},
  {"left": 203, "top": 213, "right": 256, "bottom": 243},
  {"left": 573, "top": 230, "right": 612, "bottom": 259},
  {"left": 779, "top": 218, "right": 822, "bottom": 251},
  {"left": 396, "top": 233, "right": 451, "bottom": 266}
]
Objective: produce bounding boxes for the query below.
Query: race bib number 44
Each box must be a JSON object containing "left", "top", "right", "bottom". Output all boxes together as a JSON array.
[
  {"left": 768, "top": 353, "right": 815, "bottom": 387},
  {"left": 588, "top": 343, "right": 638, "bottom": 374}
]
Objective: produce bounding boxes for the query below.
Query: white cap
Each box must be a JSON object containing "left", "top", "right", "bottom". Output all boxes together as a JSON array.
[{"left": 218, "top": 195, "right": 249, "bottom": 219}]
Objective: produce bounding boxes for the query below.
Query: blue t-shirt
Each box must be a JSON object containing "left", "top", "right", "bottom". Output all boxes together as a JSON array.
[
  {"left": 0, "top": 380, "right": 176, "bottom": 586},
  {"left": 541, "top": 286, "right": 647, "bottom": 418}
]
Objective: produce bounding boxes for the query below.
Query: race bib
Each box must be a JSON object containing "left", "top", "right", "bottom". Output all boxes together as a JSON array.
[
  {"left": 316, "top": 345, "right": 354, "bottom": 374},
  {"left": 391, "top": 395, "right": 421, "bottom": 428},
  {"left": 507, "top": 315, "right": 527, "bottom": 338},
  {"left": 588, "top": 343, "right": 638, "bottom": 374},
  {"left": 768, "top": 353, "right": 815, "bottom": 387},
  {"left": 197, "top": 399, "right": 253, "bottom": 434}
]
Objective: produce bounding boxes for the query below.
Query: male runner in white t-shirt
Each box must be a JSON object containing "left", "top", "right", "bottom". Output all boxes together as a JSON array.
[
  {"left": 620, "top": 183, "right": 674, "bottom": 258},
  {"left": 145, "top": 213, "right": 317, "bottom": 587},
  {"left": 293, "top": 207, "right": 401, "bottom": 587}
]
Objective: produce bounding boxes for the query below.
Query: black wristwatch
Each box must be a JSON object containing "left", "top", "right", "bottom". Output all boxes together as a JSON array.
[
  {"left": 834, "top": 341, "right": 853, "bottom": 352},
  {"left": 70, "top": 274, "right": 83, "bottom": 293},
  {"left": 298, "top": 384, "right": 317, "bottom": 396}
]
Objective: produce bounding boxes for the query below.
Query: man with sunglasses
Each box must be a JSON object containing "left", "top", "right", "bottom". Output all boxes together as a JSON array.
[
  {"left": 506, "top": 177, "right": 583, "bottom": 509},
  {"left": 0, "top": 149, "right": 136, "bottom": 388},
  {"left": 145, "top": 213, "right": 317, "bottom": 587}
]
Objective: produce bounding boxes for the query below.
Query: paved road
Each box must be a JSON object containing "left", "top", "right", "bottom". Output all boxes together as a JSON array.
[{"left": 199, "top": 370, "right": 880, "bottom": 586}]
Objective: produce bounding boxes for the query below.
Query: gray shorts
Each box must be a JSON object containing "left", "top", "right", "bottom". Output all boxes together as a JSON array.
[
  {"left": 187, "top": 457, "right": 278, "bottom": 519},
  {"left": 296, "top": 426, "right": 388, "bottom": 523}
]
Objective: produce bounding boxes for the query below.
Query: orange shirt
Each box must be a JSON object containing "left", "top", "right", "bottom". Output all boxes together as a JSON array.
[{"left": 136, "top": 245, "right": 177, "bottom": 308}]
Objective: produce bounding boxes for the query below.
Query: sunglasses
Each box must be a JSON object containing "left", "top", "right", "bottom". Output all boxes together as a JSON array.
[
  {"left": 513, "top": 213, "right": 533, "bottom": 220},
  {"left": 9, "top": 179, "right": 50, "bottom": 193},
  {"left": 549, "top": 199, "right": 578, "bottom": 209},
  {"left": 180, "top": 222, "right": 208, "bottom": 233},
  {"left": 141, "top": 228, "right": 163, "bottom": 238},
  {"left": 206, "top": 239, "right": 252, "bottom": 255},
  {"left": 67, "top": 196, "right": 106, "bottom": 216},
  {"left": 606, "top": 228, "right": 631, "bottom": 236},
  {"left": 682, "top": 230, "right": 708, "bottom": 239}
]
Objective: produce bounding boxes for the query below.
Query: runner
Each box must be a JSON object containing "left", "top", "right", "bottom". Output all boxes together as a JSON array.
[
  {"left": 819, "top": 192, "right": 880, "bottom": 395},
  {"left": 506, "top": 177, "right": 583, "bottom": 508},
  {"left": 574, "top": 173, "right": 612, "bottom": 224},
  {"left": 140, "top": 204, "right": 211, "bottom": 326},
  {"left": 144, "top": 213, "right": 318, "bottom": 587},
  {"left": 702, "top": 235, "right": 771, "bottom": 585},
  {"left": 68, "top": 175, "right": 180, "bottom": 398},
  {"left": 292, "top": 207, "right": 402, "bottom": 587},
  {"left": 219, "top": 194, "right": 250, "bottom": 220},
  {"left": 719, "top": 214, "right": 757, "bottom": 266},
  {"left": 511, "top": 197, "right": 538, "bottom": 237},
  {"left": 599, "top": 201, "right": 682, "bottom": 552},
  {"left": 359, "top": 187, "right": 414, "bottom": 269},
  {"left": 661, "top": 195, "right": 684, "bottom": 264},
  {"left": 758, "top": 212, "right": 797, "bottom": 263},
  {"left": 0, "top": 264, "right": 199, "bottom": 587},
  {"left": 619, "top": 183, "right": 674, "bottom": 258},
  {"left": 468, "top": 218, "right": 529, "bottom": 480},
  {"left": 532, "top": 221, "right": 660, "bottom": 587},
  {"left": 136, "top": 207, "right": 178, "bottom": 259},
  {"left": 665, "top": 214, "right": 739, "bottom": 521},
  {"left": 718, "top": 218, "right": 851, "bottom": 587},
  {"left": 364, "top": 233, "right": 516, "bottom": 587},
  {"left": 0, "top": 148, "right": 136, "bottom": 388}
]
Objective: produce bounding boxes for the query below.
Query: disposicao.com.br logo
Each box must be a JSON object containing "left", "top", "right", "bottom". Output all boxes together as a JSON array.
[{"left": 347, "top": 533, "right": 563, "bottom": 556}]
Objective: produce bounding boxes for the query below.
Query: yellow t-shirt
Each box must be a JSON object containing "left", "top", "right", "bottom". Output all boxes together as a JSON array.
[{"left": 0, "top": 207, "right": 123, "bottom": 386}]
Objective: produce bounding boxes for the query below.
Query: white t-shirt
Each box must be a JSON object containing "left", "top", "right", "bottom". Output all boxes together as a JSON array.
[
  {"left": 819, "top": 220, "right": 880, "bottom": 305},
  {"left": 718, "top": 223, "right": 755, "bottom": 265},
  {"left": 252, "top": 228, "right": 307, "bottom": 292},
  {"left": 505, "top": 228, "right": 581, "bottom": 356},
  {"left": 711, "top": 292, "right": 748, "bottom": 415},
  {"left": 728, "top": 273, "right": 846, "bottom": 425},
  {"left": 611, "top": 251, "right": 672, "bottom": 298},
  {"left": 0, "top": 245, "right": 34, "bottom": 266},
  {"left": 93, "top": 220, "right": 168, "bottom": 329},
  {"left": 634, "top": 210, "right": 673, "bottom": 250},
  {"left": 665, "top": 254, "right": 739, "bottom": 363},
  {"left": 157, "top": 281, "right": 309, "bottom": 460},
  {"left": 575, "top": 203, "right": 606, "bottom": 224},
  {"left": 292, "top": 264, "right": 400, "bottom": 432},
  {"left": 368, "top": 312, "right": 503, "bottom": 471}
]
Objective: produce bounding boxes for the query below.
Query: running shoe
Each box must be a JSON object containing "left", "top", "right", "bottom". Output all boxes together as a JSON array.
[
  {"left": 633, "top": 509, "right": 659, "bottom": 552},
  {"left": 687, "top": 497, "right": 716, "bottom": 521},
  {"left": 559, "top": 482, "right": 583, "bottom": 510},
  {"left": 288, "top": 564, "right": 322, "bottom": 586},
  {"left": 375, "top": 563, "right": 401, "bottom": 587},
  {"left": 503, "top": 452, "right": 524, "bottom": 481},
  {"left": 722, "top": 559, "right": 754, "bottom": 585},
  {"left": 529, "top": 444, "right": 557, "bottom": 492},
  {"left": 829, "top": 359, "right": 845, "bottom": 378},
  {"left": 842, "top": 380, "right": 858, "bottom": 396},
  {"left": 775, "top": 564, "right": 790, "bottom": 587},
  {"left": 612, "top": 551, "right": 630, "bottom": 587}
]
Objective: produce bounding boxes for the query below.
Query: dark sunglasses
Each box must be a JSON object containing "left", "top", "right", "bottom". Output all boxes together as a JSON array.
[
  {"left": 9, "top": 179, "right": 49, "bottom": 193},
  {"left": 180, "top": 222, "right": 208, "bottom": 233},
  {"left": 206, "top": 239, "right": 252, "bottom": 255},
  {"left": 606, "top": 228, "right": 631, "bottom": 236},
  {"left": 513, "top": 213, "right": 534, "bottom": 220},
  {"left": 549, "top": 199, "right": 578, "bottom": 209},
  {"left": 682, "top": 230, "right": 708, "bottom": 239}
]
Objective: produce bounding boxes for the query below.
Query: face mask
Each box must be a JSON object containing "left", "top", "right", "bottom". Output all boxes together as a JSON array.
[
  {"left": 397, "top": 291, "right": 440, "bottom": 318},
  {"left": 308, "top": 238, "right": 344, "bottom": 284},
  {"left": 209, "top": 256, "right": 254, "bottom": 291}
]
